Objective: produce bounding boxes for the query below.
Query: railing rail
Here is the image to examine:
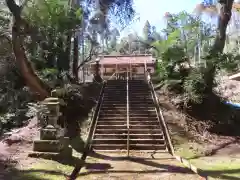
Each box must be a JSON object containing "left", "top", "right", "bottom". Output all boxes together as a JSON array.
[
  {"left": 126, "top": 70, "right": 130, "bottom": 157},
  {"left": 108, "top": 72, "right": 116, "bottom": 80},
  {"left": 69, "top": 81, "right": 106, "bottom": 179},
  {"left": 149, "top": 80, "right": 175, "bottom": 155}
]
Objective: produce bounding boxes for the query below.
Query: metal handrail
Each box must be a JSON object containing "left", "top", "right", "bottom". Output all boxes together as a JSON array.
[
  {"left": 126, "top": 70, "right": 130, "bottom": 157},
  {"left": 69, "top": 81, "right": 106, "bottom": 179},
  {"left": 108, "top": 72, "right": 116, "bottom": 81},
  {"left": 149, "top": 80, "right": 175, "bottom": 155}
]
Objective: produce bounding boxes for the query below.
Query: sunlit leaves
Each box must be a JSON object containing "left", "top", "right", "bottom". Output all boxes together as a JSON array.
[{"left": 24, "top": 0, "right": 82, "bottom": 36}]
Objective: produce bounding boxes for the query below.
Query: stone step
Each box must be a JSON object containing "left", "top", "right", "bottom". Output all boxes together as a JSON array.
[
  {"left": 94, "top": 133, "right": 164, "bottom": 139},
  {"left": 129, "top": 125, "right": 160, "bottom": 129},
  {"left": 92, "top": 139, "right": 165, "bottom": 144},
  {"left": 98, "top": 115, "right": 157, "bottom": 120},
  {"left": 94, "top": 134, "right": 127, "bottom": 139},
  {"left": 104, "top": 88, "right": 126, "bottom": 91},
  {"left": 129, "top": 105, "right": 155, "bottom": 108},
  {"left": 98, "top": 117, "right": 126, "bottom": 120},
  {"left": 129, "top": 129, "right": 162, "bottom": 134},
  {"left": 98, "top": 114, "right": 157, "bottom": 117},
  {"left": 95, "top": 129, "right": 127, "bottom": 134},
  {"left": 95, "top": 129, "right": 162, "bottom": 134},
  {"left": 99, "top": 113, "right": 126, "bottom": 116},
  {"left": 103, "top": 100, "right": 127, "bottom": 103},
  {"left": 129, "top": 109, "right": 156, "bottom": 112},
  {"left": 92, "top": 144, "right": 166, "bottom": 150},
  {"left": 129, "top": 100, "right": 153, "bottom": 103},
  {"left": 103, "top": 97, "right": 127, "bottom": 100},
  {"left": 104, "top": 94, "right": 126, "bottom": 97},
  {"left": 128, "top": 85, "right": 150, "bottom": 91},
  {"left": 129, "top": 134, "right": 164, "bottom": 139},
  {"left": 129, "top": 114, "right": 157, "bottom": 117},
  {"left": 101, "top": 102, "right": 126, "bottom": 104},
  {"left": 129, "top": 121, "right": 159, "bottom": 125},
  {"left": 130, "top": 144, "right": 166, "bottom": 150},
  {"left": 100, "top": 109, "right": 127, "bottom": 112},
  {"left": 97, "top": 121, "right": 126, "bottom": 125},
  {"left": 129, "top": 108, "right": 156, "bottom": 110},
  {"left": 92, "top": 144, "right": 127, "bottom": 150},
  {"left": 129, "top": 99, "right": 152, "bottom": 101},
  {"left": 129, "top": 117, "right": 158, "bottom": 120},
  {"left": 97, "top": 121, "right": 159, "bottom": 125},
  {"left": 101, "top": 106, "right": 126, "bottom": 109},
  {"left": 129, "top": 102, "right": 154, "bottom": 105},
  {"left": 92, "top": 139, "right": 127, "bottom": 144},
  {"left": 96, "top": 125, "right": 127, "bottom": 129},
  {"left": 103, "top": 94, "right": 126, "bottom": 97},
  {"left": 104, "top": 92, "right": 126, "bottom": 94},
  {"left": 129, "top": 97, "right": 152, "bottom": 98},
  {"left": 129, "top": 90, "right": 150, "bottom": 92},
  {"left": 129, "top": 113, "right": 157, "bottom": 116}
]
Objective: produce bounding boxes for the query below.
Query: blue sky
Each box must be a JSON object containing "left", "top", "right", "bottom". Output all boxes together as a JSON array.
[{"left": 121, "top": 0, "right": 203, "bottom": 36}]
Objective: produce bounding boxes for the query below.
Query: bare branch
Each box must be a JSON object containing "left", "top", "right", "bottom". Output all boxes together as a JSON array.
[{"left": 77, "top": 35, "right": 98, "bottom": 69}]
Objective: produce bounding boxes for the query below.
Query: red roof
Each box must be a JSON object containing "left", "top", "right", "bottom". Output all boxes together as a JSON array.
[{"left": 96, "top": 55, "right": 155, "bottom": 65}]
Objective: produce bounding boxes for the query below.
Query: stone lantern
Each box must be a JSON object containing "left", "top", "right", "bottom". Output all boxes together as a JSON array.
[
  {"left": 30, "top": 91, "right": 72, "bottom": 158},
  {"left": 42, "top": 97, "right": 61, "bottom": 128}
]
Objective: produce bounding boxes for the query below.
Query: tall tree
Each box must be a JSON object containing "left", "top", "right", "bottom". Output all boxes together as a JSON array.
[
  {"left": 212, "top": 0, "right": 234, "bottom": 53},
  {"left": 151, "top": 26, "right": 161, "bottom": 41},
  {"left": 143, "top": 20, "right": 151, "bottom": 42}
]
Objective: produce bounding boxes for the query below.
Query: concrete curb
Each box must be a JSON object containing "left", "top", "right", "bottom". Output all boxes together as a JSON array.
[{"left": 174, "top": 154, "right": 208, "bottom": 180}]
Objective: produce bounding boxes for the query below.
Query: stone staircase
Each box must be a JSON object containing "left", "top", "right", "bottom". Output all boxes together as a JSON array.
[
  {"left": 128, "top": 80, "right": 166, "bottom": 151},
  {"left": 91, "top": 79, "right": 166, "bottom": 152}
]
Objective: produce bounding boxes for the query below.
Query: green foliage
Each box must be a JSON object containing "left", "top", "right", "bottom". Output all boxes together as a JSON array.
[
  {"left": 22, "top": 0, "right": 84, "bottom": 83},
  {"left": 218, "top": 53, "right": 240, "bottom": 73},
  {"left": 152, "top": 11, "right": 238, "bottom": 106},
  {"left": 183, "top": 68, "right": 206, "bottom": 104},
  {"left": 24, "top": 0, "right": 82, "bottom": 35}
]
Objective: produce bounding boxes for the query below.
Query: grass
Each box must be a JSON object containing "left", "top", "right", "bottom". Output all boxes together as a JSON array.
[
  {"left": 173, "top": 133, "right": 240, "bottom": 180},
  {"left": 192, "top": 158, "right": 240, "bottom": 180},
  {"left": 16, "top": 159, "right": 74, "bottom": 180}
]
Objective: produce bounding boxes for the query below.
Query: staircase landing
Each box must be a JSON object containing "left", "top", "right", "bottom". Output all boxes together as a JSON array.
[{"left": 78, "top": 151, "right": 201, "bottom": 180}]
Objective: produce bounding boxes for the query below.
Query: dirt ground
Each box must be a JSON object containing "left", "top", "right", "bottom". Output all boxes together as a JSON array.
[{"left": 0, "top": 118, "right": 39, "bottom": 179}]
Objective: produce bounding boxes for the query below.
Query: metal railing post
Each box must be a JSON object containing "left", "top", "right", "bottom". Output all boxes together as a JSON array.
[{"left": 126, "top": 70, "right": 130, "bottom": 157}]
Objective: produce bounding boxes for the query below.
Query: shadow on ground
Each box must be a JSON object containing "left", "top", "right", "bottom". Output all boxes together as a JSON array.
[
  {"left": 0, "top": 159, "right": 68, "bottom": 180},
  {"left": 75, "top": 151, "right": 240, "bottom": 180}
]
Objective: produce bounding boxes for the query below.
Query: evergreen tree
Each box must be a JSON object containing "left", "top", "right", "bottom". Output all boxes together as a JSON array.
[{"left": 143, "top": 20, "right": 151, "bottom": 42}]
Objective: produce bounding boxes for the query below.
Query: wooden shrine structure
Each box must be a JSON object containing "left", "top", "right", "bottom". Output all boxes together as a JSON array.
[{"left": 81, "top": 54, "right": 156, "bottom": 81}]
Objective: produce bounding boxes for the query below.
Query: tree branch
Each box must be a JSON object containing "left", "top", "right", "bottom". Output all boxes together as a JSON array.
[
  {"left": 5, "top": 0, "right": 21, "bottom": 20},
  {"left": 77, "top": 35, "right": 98, "bottom": 70}
]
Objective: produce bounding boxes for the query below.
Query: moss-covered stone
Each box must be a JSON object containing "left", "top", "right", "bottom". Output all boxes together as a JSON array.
[
  {"left": 40, "top": 128, "right": 58, "bottom": 140},
  {"left": 33, "top": 140, "right": 62, "bottom": 152}
]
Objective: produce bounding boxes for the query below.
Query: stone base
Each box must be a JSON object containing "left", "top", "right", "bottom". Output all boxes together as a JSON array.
[
  {"left": 33, "top": 139, "right": 63, "bottom": 152},
  {"left": 29, "top": 146, "right": 72, "bottom": 158},
  {"left": 40, "top": 128, "right": 58, "bottom": 140}
]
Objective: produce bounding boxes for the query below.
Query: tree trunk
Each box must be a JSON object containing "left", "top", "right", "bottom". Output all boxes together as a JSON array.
[
  {"left": 64, "top": 32, "right": 72, "bottom": 71},
  {"left": 6, "top": 0, "right": 50, "bottom": 100},
  {"left": 212, "top": 0, "right": 234, "bottom": 53},
  {"left": 56, "top": 37, "right": 64, "bottom": 72},
  {"left": 204, "top": 0, "right": 234, "bottom": 98},
  {"left": 12, "top": 20, "right": 50, "bottom": 100},
  {"left": 46, "top": 35, "right": 56, "bottom": 68},
  {"left": 72, "top": 35, "right": 79, "bottom": 81}
]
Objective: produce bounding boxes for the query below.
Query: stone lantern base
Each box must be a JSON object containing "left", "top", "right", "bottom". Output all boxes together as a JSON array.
[{"left": 29, "top": 125, "right": 72, "bottom": 158}]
